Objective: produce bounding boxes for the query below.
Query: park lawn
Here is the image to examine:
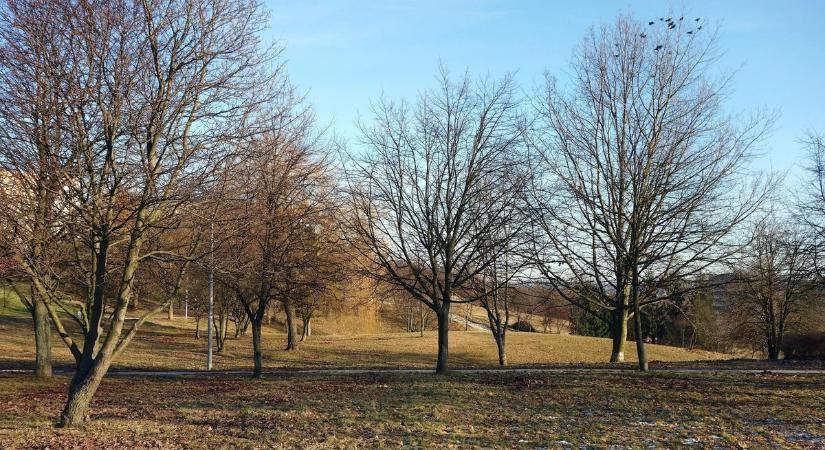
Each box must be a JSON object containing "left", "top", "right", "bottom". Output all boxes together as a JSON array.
[
  {"left": 1, "top": 371, "right": 824, "bottom": 449},
  {"left": 0, "top": 314, "right": 728, "bottom": 372},
  {"left": 0, "top": 290, "right": 729, "bottom": 372}
]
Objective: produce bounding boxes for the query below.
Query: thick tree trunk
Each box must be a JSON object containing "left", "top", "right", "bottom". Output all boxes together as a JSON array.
[
  {"left": 59, "top": 357, "right": 110, "bottom": 428},
  {"left": 284, "top": 300, "right": 298, "bottom": 351},
  {"left": 195, "top": 316, "right": 201, "bottom": 339},
  {"left": 167, "top": 301, "right": 174, "bottom": 320},
  {"left": 609, "top": 307, "right": 628, "bottom": 363},
  {"left": 251, "top": 319, "right": 263, "bottom": 378},
  {"left": 435, "top": 305, "right": 450, "bottom": 374},
  {"left": 32, "top": 296, "right": 52, "bottom": 378}
]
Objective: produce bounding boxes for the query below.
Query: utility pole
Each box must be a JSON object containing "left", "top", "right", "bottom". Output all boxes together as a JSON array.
[{"left": 207, "top": 221, "right": 214, "bottom": 370}]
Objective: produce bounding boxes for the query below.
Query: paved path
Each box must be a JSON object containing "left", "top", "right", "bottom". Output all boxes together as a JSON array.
[
  {"left": 448, "top": 312, "right": 490, "bottom": 332},
  {"left": 3, "top": 366, "right": 824, "bottom": 378}
]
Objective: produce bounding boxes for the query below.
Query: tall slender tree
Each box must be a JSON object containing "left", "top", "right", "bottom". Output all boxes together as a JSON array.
[{"left": 0, "top": 0, "right": 71, "bottom": 378}]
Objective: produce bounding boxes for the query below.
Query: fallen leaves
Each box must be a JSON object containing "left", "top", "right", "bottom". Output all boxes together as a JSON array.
[{"left": 1, "top": 371, "right": 824, "bottom": 449}]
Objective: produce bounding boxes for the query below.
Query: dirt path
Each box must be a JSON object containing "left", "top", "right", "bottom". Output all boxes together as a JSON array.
[{"left": 4, "top": 366, "right": 825, "bottom": 378}]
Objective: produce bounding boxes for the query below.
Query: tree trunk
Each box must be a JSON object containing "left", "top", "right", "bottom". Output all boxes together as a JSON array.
[
  {"left": 32, "top": 296, "right": 52, "bottom": 378},
  {"left": 59, "top": 358, "right": 109, "bottom": 428},
  {"left": 284, "top": 300, "right": 298, "bottom": 351},
  {"left": 407, "top": 309, "right": 414, "bottom": 332},
  {"left": 767, "top": 332, "right": 781, "bottom": 360},
  {"left": 494, "top": 330, "right": 506, "bottom": 366},
  {"left": 251, "top": 319, "right": 263, "bottom": 378},
  {"left": 167, "top": 301, "right": 174, "bottom": 320},
  {"left": 630, "top": 269, "right": 648, "bottom": 372},
  {"left": 435, "top": 305, "right": 450, "bottom": 374},
  {"left": 609, "top": 307, "right": 628, "bottom": 363},
  {"left": 632, "top": 294, "right": 648, "bottom": 371},
  {"left": 419, "top": 302, "right": 425, "bottom": 337},
  {"left": 195, "top": 316, "right": 201, "bottom": 339},
  {"left": 214, "top": 313, "right": 227, "bottom": 353},
  {"left": 301, "top": 316, "right": 311, "bottom": 341},
  {"left": 221, "top": 314, "right": 228, "bottom": 350}
]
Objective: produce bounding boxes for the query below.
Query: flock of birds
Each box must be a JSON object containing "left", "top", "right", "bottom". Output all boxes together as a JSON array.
[{"left": 614, "top": 17, "right": 704, "bottom": 56}]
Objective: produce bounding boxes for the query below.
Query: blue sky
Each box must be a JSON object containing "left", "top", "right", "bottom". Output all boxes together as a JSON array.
[{"left": 265, "top": 0, "right": 825, "bottom": 175}]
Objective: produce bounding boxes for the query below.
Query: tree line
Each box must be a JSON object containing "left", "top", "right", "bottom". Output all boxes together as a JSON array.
[{"left": 0, "top": 1, "right": 823, "bottom": 428}]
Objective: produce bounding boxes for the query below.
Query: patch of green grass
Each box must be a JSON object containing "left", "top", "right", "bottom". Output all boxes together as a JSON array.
[
  {"left": 0, "top": 284, "right": 28, "bottom": 316},
  {"left": 1, "top": 371, "right": 824, "bottom": 448}
]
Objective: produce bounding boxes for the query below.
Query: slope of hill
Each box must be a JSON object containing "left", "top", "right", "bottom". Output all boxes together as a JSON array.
[{"left": 0, "top": 290, "right": 730, "bottom": 372}]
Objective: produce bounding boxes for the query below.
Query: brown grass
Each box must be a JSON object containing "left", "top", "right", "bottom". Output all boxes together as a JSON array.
[
  {"left": 0, "top": 289, "right": 729, "bottom": 372},
  {"left": 1, "top": 291, "right": 733, "bottom": 373},
  {"left": 2, "top": 371, "right": 824, "bottom": 449}
]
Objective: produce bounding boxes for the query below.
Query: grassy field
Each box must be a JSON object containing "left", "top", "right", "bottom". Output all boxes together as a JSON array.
[
  {"left": 3, "top": 290, "right": 825, "bottom": 449},
  {"left": 2, "top": 371, "right": 825, "bottom": 449},
  {"left": 0, "top": 289, "right": 728, "bottom": 372}
]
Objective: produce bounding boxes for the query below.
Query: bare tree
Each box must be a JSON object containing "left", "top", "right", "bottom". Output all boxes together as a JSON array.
[
  {"left": 214, "top": 97, "right": 337, "bottom": 376},
  {"left": 528, "top": 14, "right": 775, "bottom": 370},
  {"left": 799, "top": 132, "right": 825, "bottom": 279},
  {"left": 0, "top": 0, "right": 278, "bottom": 426},
  {"left": 295, "top": 230, "right": 351, "bottom": 342},
  {"left": 726, "top": 218, "right": 816, "bottom": 360},
  {"left": 0, "top": 0, "right": 73, "bottom": 379},
  {"left": 468, "top": 201, "right": 530, "bottom": 366},
  {"left": 346, "top": 68, "right": 526, "bottom": 374},
  {"left": 273, "top": 214, "right": 346, "bottom": 346},
  {"left": 473, "top": 253, "right": 514, "bottom": 366}
]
